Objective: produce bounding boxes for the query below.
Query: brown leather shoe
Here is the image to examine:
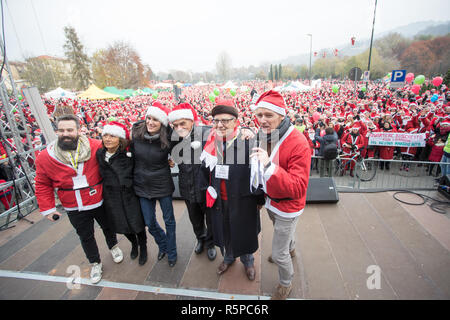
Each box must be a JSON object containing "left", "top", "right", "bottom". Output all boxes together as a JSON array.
[
  {"left": 271, "top": 284, "right": 292, "bottom": 300},
  {"left": 245, "top": 266, "right": 256, "bottom": 281},
  {"left": 217, "top": 261, "right": 233, "bottom": 275},
  {"left": 268, "top": 249, "right": 296, "bottom": 263}
]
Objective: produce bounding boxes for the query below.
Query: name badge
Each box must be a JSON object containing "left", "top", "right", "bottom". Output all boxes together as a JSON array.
[
  {"left": 215, "top": 165, "right": 229, "bottom": 180},
  {"left": 72, "top": 175, "right": 89, "bottom": 190}
]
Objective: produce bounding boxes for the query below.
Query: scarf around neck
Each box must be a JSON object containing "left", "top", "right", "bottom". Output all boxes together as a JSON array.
[
  {"left": 53, "top": 135, "right": 91, "bottom": 168},
  {"left": 200, "top": 120, "right": 240, "bottom": 171}
]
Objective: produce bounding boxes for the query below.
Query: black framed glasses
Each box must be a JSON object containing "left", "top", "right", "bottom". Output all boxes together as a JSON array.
[{"left": 212, "top": 118, "right": 236, "bottom": 126}]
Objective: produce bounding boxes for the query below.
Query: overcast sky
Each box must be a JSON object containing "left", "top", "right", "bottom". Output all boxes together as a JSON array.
[{"left": 4, "top": 0, "right": 450, "bottom": 73}]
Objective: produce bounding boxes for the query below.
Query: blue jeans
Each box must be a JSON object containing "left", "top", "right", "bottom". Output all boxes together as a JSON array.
[
  {"left": 139, "top": 196, "right": 177, "bottom": 261},
  {"left": 440, "top": 153, "right": 450, "bottom": 177}
]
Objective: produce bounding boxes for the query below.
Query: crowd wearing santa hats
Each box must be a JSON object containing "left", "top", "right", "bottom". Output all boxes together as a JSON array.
[{"left": 3, "top": 78, "right": 449, "bottom": 170}]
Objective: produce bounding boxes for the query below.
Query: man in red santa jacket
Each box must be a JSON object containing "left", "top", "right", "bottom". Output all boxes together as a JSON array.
[
  {"left": 340, "top": 123, "right": 365, "bottom": 177},
  {"left": 250, "top": 90, "right": 311, "bottom": 300},
  {"left": 35, "top": 114, "right": 123, "bottom": 284}
]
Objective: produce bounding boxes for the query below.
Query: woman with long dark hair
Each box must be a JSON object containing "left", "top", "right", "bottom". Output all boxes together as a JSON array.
[
  {"left": 96, "top": 122, "right": 148, "bottom": 265},
  {"left": 131, "top": 102, "right": 178, "bottom": 267}
]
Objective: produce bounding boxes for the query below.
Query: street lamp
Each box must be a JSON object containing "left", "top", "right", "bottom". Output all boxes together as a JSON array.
[
  {"left": 307, "top": 34, "right": 312, "bottom": 85},
  {"left": 367, "top": 0, "right": 378, "bottom": 88}
]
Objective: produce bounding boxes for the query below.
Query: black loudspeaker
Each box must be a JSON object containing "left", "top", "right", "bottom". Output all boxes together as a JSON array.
[
  {"left": 437, "top": 175, "right": 450, "bottom": 200},
  {"left": 306, "top": 177, "right": 339, "bottom": 203}
]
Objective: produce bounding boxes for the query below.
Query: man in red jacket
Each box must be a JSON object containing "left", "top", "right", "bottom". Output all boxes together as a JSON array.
[
  {"left": 250, "top": 90, "right": 311, "bottom": 300},
  {"left": 35, "top": 114, "right": 123, "bottom": 284}
]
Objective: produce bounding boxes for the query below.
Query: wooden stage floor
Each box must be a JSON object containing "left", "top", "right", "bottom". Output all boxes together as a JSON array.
[{"left": 0, "top": 191, "right": 449, "bottom": 300}]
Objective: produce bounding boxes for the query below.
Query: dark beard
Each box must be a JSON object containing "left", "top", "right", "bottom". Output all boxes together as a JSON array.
[{"left": 58, "top": 136, "right": 79, "bottom": 151}]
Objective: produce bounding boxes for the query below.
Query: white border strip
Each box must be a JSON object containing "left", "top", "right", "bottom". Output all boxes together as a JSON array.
[{"left": 0, "top": 269, "right": 296, "bottom": 300}]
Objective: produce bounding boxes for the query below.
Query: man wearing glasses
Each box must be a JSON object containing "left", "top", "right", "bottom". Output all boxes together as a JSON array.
[{"left": 200, "top": 100, "right": 264, "bottom": 281}]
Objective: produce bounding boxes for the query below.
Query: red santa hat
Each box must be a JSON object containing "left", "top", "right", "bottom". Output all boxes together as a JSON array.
[
  {"left": 146, "top": 101, "right": 169, "bottom": 126},
  {"left": 252, "top": 90, "right": 286, "bottom": 116},
  {"left": 168, "top": 103, "right": 198, "bottom": 123},
  {"left": 440, "top": 119, "right": 450, "bottom": 127},
  {"left": 351, "top": 123, "right": 361, "bottom": 130},
  {"left": 102, "top": 121, "right": 130, "bottom": 140}
]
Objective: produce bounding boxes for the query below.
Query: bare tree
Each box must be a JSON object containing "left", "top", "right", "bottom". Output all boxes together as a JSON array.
[
  {"left": 216, "top": 51, "right": 232, "bottom": 81},
  {"left": 91, "top": 41, "right": 151, "bottom": 89}
]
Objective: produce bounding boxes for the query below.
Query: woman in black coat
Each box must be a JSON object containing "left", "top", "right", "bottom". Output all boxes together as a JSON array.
[
  {"left": 96, "top": 122, "right": 147, "bottom": 265},
  {"left": 131, "top": 103, "right": 178, "bottom": 267}
]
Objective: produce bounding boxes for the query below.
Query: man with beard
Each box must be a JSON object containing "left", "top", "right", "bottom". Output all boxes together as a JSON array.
[{"left": 35, "top": 114, "right": 123, "bottom": 284}]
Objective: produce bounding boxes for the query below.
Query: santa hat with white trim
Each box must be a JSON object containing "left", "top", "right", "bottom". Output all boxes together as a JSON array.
[
  {"left": 102, "top": 121, "right": 130, "bottom": 140},
  {"left": 168, "top": 103, "right": 198, "bottom": 124},
  {"left": 146, "top": 101, "right": 169, "bottom": 126},
  {"left": 252, "top": 90, "right": 286, "bottom": 116}
]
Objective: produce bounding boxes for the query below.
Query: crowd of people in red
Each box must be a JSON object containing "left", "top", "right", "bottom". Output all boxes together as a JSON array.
[{"left": 2, "top": 79, "right": 450, "bottom": 178}]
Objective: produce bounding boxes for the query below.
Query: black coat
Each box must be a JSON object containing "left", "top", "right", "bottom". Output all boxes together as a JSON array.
[
  {"left": 96, "top": 148, "right": 145, "bottom": 234},
  {"left": 201, "top": 134, "right": 265, "bottom": 258},
  {"left": 314, "top": 128, "right": 339, "bottom": 157},
  {"left": 131, "top": 123, "right": 175, "bottom": 199},
  {"left": 173, "top": 125, "right": 211, "bottom": 203}
]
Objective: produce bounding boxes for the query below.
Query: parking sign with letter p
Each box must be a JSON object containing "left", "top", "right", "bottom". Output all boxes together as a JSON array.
[{"left": 390, "top": 70, "right": 406, "bottom": 88}]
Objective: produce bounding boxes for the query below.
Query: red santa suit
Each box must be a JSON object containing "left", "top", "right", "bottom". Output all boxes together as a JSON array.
[
  {"left": 400, "top": 127, "right": 419, "bottom": 158},
  {"left": 261, "top": 126, "right": 312, "bottom": 218},
  {"left": 340, "top": 123, "right": 365, "bottom": 172},
  {"left": 253, "top": 91, "right": 312, "bottom": 218},
  {"left": 378, "top": 125, "right": 397, "bottom": 160},
  {"left": 364, "top": 124, "right": 380, "bottom": 159},
  {"left": 34, "top": 138, "right": 103, "bottom": 216}
]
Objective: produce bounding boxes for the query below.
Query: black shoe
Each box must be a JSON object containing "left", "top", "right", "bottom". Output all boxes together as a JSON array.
[
  {"left": 158, "top": 252, "right": 166, "bottom": 261},
  {"left": 207, "top": 247, "right": 217, "bottom": 261},
  {"left": 169, "top": 258, "right": 177, "bottom": 267},
  {"left": 194, "top": 241, "right": 204, "bottom": 254},
  {"left": 139, "top": 248, "right": 147, "bottom": 265},
  {"left": 130, "top": 243, "right": 138, "bottom": 260}
]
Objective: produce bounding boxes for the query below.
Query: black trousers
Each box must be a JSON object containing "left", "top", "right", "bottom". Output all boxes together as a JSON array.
[
  {"left": 124, "top": 231, "right": 147, "bottom": 247},
  {"left": 185, "top": 200, "right": 214, "bottom": 248},
  {"left": 67, "top": 204, "right": 118, "bottom": 264}
]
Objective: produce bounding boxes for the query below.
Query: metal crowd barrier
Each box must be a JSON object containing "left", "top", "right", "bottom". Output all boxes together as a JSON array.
[{"left": 311, "top": 155, "right": 447, "bottom": 192}]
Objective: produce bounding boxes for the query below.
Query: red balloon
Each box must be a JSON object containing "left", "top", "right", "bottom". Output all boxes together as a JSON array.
[
  {"left": 411, "top": 84, "right": 421, "bottom": 95},
  {"left": 313, "top": 111, "right": 320, "bottom": 122},
  {"left": 432, "top": 76, "right": 443, "bottom": 87},
  {"left": 405, "top": 73, "right": 414, "bottom": 83}
]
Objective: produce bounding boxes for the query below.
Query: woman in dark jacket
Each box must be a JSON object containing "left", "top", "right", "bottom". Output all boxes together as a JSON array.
[
  {"left": 314, "top": 126, "right": 338, "bottom": 177},
  {"left": 96, "top": 122, "right": 147, "bottom": 265},
  {"left": 131, "top": 102, "right": 178, "bottom": 267}
]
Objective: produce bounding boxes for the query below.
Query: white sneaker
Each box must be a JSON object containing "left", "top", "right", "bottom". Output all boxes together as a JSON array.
[
  {"left": 110, "top": 245, "right": 123, "bottom": 263},
  {"left": 90, "top": 262, "right": 102, "bottom": 284}
]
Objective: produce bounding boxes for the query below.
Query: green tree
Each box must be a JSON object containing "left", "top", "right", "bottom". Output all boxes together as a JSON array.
[
  {"left": 269, "top": 64, "right": 273, "bottom": 81},
  {"left": 278, "top": 64, "right": 282, "bottom": 80},
  {"left": 63, "top": 25, "right": 91, "bottom": 90}
]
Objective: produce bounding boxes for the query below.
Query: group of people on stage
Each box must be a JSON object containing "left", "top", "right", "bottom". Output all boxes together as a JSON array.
[
  {"left": 34, "top": 89, "right": 311, "bottom": 300},
  {"left": 11, "top": 77, "right": 449, "bottom": 300}
]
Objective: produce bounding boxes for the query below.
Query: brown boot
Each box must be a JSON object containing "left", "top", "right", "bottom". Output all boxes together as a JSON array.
[
  {"left": 268, "top": 249, "right": 296, "bottom": 263},
  {"left": 271, "top": 284, "right": 292, "bottom": 300},
  {"left": 245, "top": 266, "right": 256, "bottom": 281},
  {"left": 217, "top": 261, "right": 233, "bottom": 275}
]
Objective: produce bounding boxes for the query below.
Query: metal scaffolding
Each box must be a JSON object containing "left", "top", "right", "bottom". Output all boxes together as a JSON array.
[{"left": 0, "top": 33, "right": 37, "bottom": 230}]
